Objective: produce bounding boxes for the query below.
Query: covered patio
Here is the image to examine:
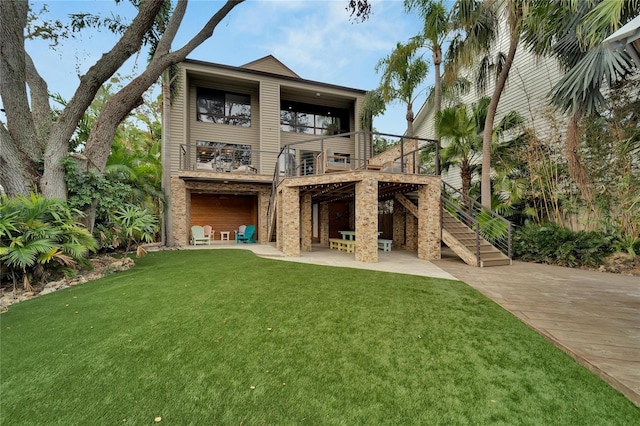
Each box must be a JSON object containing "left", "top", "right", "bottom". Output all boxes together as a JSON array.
[{"left": 275, "top": 170, "right": 442, "bottom": 263}]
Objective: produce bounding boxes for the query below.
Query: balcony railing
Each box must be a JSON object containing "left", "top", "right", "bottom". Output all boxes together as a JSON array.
[
  {"left": 179, "top": 144, "right": 276, "bottom": 175},
  {"left": 179, "top": 131, "right": 440, "bottom": 179}
]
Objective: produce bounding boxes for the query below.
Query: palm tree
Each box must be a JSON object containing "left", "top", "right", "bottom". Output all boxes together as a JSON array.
[
  {"left": 376, "top": 41, "right": 430, "bottom": 138},
  {"left": 0, "top": 194, "right": 96, "bottom": 291},
  {"left": 438, "top": 96, "right": 526, "bottom": 199},
  {"left": 522, "top": 0, "right": 638, "bottom": 205},
  {"left": 404, "top": 0, "right": 452, "bottom": 151},
  {"left": 437, "top": 104, "right": 481, "bottom": 196}
]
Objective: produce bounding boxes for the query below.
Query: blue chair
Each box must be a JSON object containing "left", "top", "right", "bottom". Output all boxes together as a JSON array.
[{"left": 236, "top": 225, "right": 256, "bottom": 243}]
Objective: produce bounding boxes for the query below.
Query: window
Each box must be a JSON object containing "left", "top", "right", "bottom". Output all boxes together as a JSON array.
[
  {"left": 197, "top": 88, "right": 251, "bottom": 127},
  {"left": 280, "top": 101, "right": 349, "bottom": 135},
  {"left": 196, "top": 141, "right": 251, "bottom": 169}
]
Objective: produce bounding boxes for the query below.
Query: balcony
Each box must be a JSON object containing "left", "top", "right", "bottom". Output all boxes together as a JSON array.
[{"left": 178, "top": 131, "right": 440, "bottom": 179}]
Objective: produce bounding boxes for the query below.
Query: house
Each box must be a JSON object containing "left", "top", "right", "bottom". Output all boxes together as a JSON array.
[{"left": 162, "top": 55, "right": 510, "bottom": 266}]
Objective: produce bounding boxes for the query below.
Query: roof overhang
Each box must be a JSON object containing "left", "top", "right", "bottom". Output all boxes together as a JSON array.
[{"left": 604, "top": 15, "right": 640, "bottom": 66}]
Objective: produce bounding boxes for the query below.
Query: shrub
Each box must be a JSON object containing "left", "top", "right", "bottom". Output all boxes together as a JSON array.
[
  {"left": 514, "top": 222, "right": 612, "bottom": 268},
  {"left": 0, "top": 193, "right": 97, "bottom": 291}
]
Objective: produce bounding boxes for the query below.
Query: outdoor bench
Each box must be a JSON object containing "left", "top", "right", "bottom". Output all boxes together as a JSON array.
[
  {"left": 329, "top": 238, "right": 356, "bottom": 253},
  {"left": 377, "top": 239, "right": 392, "bottom": 252}
]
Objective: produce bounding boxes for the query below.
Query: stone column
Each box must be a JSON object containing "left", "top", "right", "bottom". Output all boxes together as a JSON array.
[
  {"left": 392, "top": 200, "right": 405, "bottom": 249},
  {"left": 418, "top": 182, "right": 441, "bottom": 260},
  {"left": 406, "top": 214, "right": 418, "bottom": 251},
  {"left": 170, "top": 177, "right": 188, "bottom": 246},
  {"left": 320, "top": 203, "right": 329, "bottom": 247},
  {"left": 281, "top": 185, "right": 300, "bottom": 257},
  {"left": 258, "top": 188, "right": 270, "bottom": 244},
  {"left": 355, "top": 177, "right": 378, "bottom": 263},
  {"left": 276, "top": 188, "right": 283, "bottom": 251},
  {"left": 301, "top": 193, "right": 312, "bottom": 252}
]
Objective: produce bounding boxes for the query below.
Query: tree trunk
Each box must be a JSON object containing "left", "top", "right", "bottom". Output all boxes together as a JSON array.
[
  {"left": 481, "top": 25, "right": 518, "bottom": 209},
  {"left": 433, "top": 45, "right": 442, "bottom": 174},
  {"left": 566, "top": 110, "right": 593, "bottom": 204},
  {"left": 405, "top": 102, "right": 414, "bottom": 138},
  {"left": 39, "top": 0, "right": 166, "bottom": 200},
  {"left": 0, "top": 0, "right": 41, "bottom": 196}
]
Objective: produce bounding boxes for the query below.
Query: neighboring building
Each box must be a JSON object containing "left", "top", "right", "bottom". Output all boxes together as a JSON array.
[{"left": 413, "top": 33, "right": 566, "bottom": 189}]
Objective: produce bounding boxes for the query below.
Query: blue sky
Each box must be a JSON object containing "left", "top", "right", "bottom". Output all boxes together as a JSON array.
[{"left": 26, "top": 0, "right": 430, "bottom": 135}]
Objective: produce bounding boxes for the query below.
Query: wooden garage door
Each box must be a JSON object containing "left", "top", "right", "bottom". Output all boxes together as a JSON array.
[{"left": 190, "top": 194, "right": 258, "bottom": 240}]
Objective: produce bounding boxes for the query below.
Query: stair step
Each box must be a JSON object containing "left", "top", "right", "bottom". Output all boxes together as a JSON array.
[{"left": 481, "top": 258, "right": 512, "bottom": 267}]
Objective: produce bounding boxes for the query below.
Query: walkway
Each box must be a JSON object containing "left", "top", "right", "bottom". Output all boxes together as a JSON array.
[{"left": 186, "top": 243, "right": 640, "bottom": 406}]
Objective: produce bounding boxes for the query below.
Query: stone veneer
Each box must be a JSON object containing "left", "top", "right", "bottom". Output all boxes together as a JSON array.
[
  {"left": 169, "top": 176, "right": 271, "bottom": 246},
  {"left": 276, "top": 171, "right": 441, "bottom": 263}
]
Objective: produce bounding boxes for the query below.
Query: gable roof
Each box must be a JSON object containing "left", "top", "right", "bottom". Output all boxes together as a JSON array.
[
  {"left": 182, "top": 58, "right": 366, "bottom": 95},
  {"left": 241, "top": 55, "right": 301, "bottom": 78}
]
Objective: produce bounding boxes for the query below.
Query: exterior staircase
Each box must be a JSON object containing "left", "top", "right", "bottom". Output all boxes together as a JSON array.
[
  {"left": 396, "top": 181, "right": 512, "bottom": 267},
  {"left": 442, "top": 210, "right": 511, "bottom": 267},
  {"left": 439, "top": 181, "right": 512, "bottom": 267}
]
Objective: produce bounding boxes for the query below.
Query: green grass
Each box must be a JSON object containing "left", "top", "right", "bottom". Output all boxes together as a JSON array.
[{"left": 1, "top": 250, "right": 638, "bottom": 425}]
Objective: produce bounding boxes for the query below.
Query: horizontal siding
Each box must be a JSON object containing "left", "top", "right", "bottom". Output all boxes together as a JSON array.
[
  {"left": 412, "top": 26, "right": 567, "bottom": 191},
  {"left": 168, "top": 61, "right": 366, "bottom": 177},
  {"left": 243, "top": 57, "right": 299, "bottom": 78}
]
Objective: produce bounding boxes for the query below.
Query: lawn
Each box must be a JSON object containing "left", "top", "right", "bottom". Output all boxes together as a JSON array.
[{"left": 1, "top": 250, "right": 638, "bottom": 425}]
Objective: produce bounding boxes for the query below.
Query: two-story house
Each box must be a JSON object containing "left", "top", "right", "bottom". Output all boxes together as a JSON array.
[{"left": 163, "top": 55, "right": 507, "bottom": 266}]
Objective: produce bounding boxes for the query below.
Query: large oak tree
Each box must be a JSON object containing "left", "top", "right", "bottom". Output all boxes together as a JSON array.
[{"left": 0, "top": 0, "right": 245, "bottom": 200}]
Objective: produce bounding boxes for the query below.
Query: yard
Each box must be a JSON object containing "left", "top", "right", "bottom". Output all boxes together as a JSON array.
[{"left": 1, "top": 250, "right": 638, "bottom": 424}]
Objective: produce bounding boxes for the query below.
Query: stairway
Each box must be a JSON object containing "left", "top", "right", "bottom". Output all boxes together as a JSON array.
[
  {"left": 397, "top": 181, "right": 513, "bottom": 267},
  {"left": 442, "top": 210, "right": 511, "bottom": 267}
]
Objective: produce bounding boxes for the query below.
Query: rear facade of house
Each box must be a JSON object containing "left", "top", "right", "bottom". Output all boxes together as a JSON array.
[{"left": 163, "top": 55, "right": 367, "bottom": 246}]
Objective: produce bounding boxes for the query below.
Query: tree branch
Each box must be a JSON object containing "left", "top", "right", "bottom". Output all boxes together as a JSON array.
[{"left": 24, "top": 52, "right": 52, "bottom": 147}]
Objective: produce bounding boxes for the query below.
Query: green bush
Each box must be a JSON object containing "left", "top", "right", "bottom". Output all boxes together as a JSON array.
[
  {"left": 0, "top": 193, "right": 97, "bottom": 290},
  {"left": 514, "top": 222, "right": 612, "bottom": 267}
]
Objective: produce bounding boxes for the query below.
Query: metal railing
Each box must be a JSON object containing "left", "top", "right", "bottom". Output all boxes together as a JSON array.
[
  {"left": 179, "top": 143, "right": 275, "bottom": 175},
  {"left": 277, "top": 130, "right": 440, "bottom": 177},
  {"left": 441, "top": 181, "right": 512, "bottom": 261}
]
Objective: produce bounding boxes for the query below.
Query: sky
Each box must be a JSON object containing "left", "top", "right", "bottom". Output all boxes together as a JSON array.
[{"left": 25, "top": 0, "right": 431, "bottom": 136}]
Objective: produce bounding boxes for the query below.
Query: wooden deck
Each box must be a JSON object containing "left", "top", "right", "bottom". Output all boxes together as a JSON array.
[{"left": 435, "top": 251, "right": 640, "bottom": 407}]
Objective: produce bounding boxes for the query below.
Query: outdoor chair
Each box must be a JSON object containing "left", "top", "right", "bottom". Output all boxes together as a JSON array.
[
  {"left": 190, "top": 225, "right": 211, "bottom": 245},
  {"left": 236, "top": 224, "right": 256, "bottom": 244},
  {"left": 203, "top": 225, "right": 214, "bottom": 242},
  {"left": 235, "top": 225, "right": 247, "bottom": 242}
]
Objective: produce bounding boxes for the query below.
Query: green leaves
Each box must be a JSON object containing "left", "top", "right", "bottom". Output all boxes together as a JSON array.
[
  {"left": 514, "top": 222, "right": 612, "bottom": 267},
  {"left": 0, "top": 194, "right": 97, "bottom": 287}
]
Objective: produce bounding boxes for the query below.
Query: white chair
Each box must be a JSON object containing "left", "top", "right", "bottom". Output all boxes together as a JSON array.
[{"left": 191, "top": 226, "right": 211, "bottom": 245}]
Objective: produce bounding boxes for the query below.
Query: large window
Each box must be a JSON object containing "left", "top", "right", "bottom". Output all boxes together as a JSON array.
[
  {"left": 197, "top": 88, "right": 251, "bottom": 127},
  {"left": 196, "top": 141, "right": 252, "bottom": 171},
  {"left": 280, "top": 101, "right": 349, "bottom": 135}
]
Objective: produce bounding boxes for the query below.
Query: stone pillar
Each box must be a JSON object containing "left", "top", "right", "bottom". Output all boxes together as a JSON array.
[
  {"left": 320, "top": 203, "right": 329, "bottom": 247},
  {"left": 392, "top": 200, "right": 405, "bottom": 249},
  {"left": 281, "top": 185, "right": 300, "bottom": 257},
  {"left": 276, "top": 189, "right": 283, "bottom": 251},
  {"left": 355, "top": 178, "right": 378, "bottom": 263},
  {"left": 406, "top": 214, "right": 418, "bottom": 251},
  {"left": 258, "top": 188, "right": 270, "bottom": 244},
  {"left": 170, "top": 177, "right": 188, "bottom": 246},
  {"left": 301, "top": 193, "right": 312, "bottom": 252},
  {"left": 418, "top": 182, "right": 441, "bottom": 260}
]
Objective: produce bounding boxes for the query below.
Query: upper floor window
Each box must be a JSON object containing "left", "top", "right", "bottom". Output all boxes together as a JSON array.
[
  {"left": 280, "top": 101, "right": 349, "bottom": 135},
  {"left": 197, "top": 88, "right": 251, "bottom": 127}
]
